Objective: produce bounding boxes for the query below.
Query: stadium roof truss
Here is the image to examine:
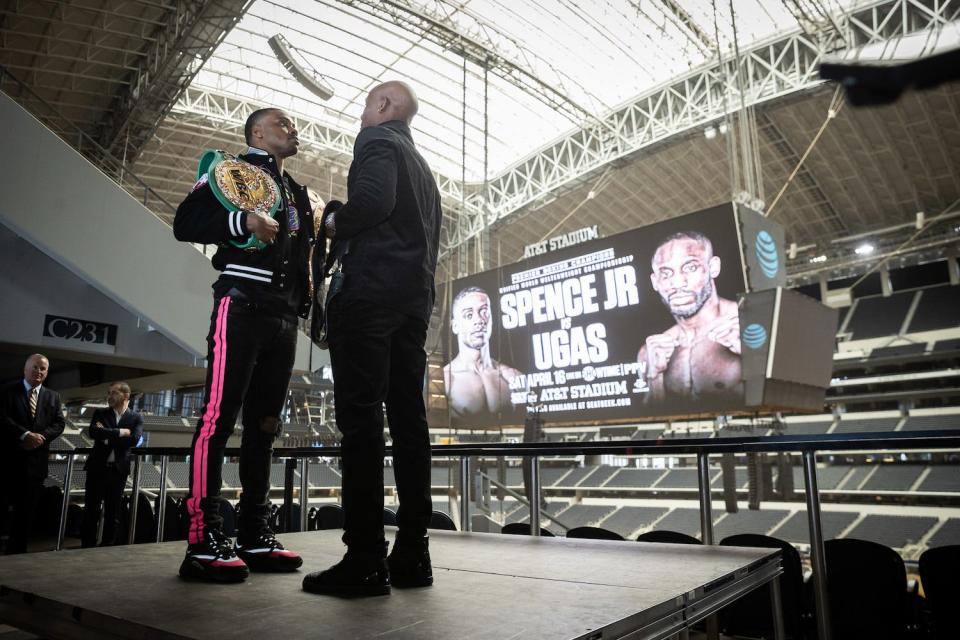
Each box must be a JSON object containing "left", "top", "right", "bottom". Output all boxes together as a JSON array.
[
  {"left": 163, "top": 0, "right": 959, "bottom": 257},
  {"left": 1, "top": 0, "right": 957, "bottom": 270}
]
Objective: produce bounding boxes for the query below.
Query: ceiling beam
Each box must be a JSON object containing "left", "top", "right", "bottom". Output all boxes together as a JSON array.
[
  {"left": 463, "top": 0, "right": 958, "bottom": 252},
  {"left": 334, "top": 0, "right": 596, "bottom": 127},
  {"left": 95, "top": 0, "right": 254, "bottom": 165},
  {"left": 648, "top": 0, "right": 715, "bottom": 56}
]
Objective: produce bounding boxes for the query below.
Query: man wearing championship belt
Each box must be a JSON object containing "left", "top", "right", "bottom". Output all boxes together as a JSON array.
[{"left": 173, "top": 108, "right": 314, "bottom": 582}]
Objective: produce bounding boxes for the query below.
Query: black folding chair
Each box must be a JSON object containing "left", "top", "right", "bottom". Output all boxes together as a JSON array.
[
  {"left": 312, "top": 503, "right": 344, "bottom": 530},
  {"left": 566, "top": 526, "right": 624, "bottom": 541},
  {"left": 919, "top": 545, "right": 960, "bottom": 640},
  {"left": 824, "top": 538, "right": 909, "bottom": 640},
  {"left": 636, "top": 530, "right": 701, "bottom": 545},
  {"left": 719, "top": 533, "right": 804, "bottom": 639},
  {"left": 429, "top": 510, "right": 457, "bottom": 531},
  {"left": 383, "top": 507, "right": 398, "bottom": 526},
  {"left": 501, "top": 522, "right": 554, "bottom": 536}
]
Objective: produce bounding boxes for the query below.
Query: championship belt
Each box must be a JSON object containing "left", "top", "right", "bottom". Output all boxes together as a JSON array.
[{"left": 197, "top": 149, "right": 281, "bottom": 251}]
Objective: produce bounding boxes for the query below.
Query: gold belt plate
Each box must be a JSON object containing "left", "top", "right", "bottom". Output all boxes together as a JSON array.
[{"left": 213, "top": 158, "right": 281, "bottom": 214}]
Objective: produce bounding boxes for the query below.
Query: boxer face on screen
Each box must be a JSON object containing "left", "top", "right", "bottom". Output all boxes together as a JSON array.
[
  {"left": 650, "top": 234, "right": 721, "bottom": 320},
  {"left": 451, "top": 290, "right": 492, "bottom": 351},
  {"left": 638, "top": 231, "right": 742, "bottom": 403},
  {"left": 444, "top": 286, "right": 522, "bottom": 421}
]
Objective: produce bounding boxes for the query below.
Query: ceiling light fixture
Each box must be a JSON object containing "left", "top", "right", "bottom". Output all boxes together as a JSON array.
[
  {"left": 268, "top": 34, "right": 335, "bottom": 101},
  {"left": 854, "top": 243, "right": 875, "bottom": 256}
]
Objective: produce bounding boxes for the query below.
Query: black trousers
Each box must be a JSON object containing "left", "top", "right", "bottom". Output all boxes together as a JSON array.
[
  {"left": 327, "top": 294, "right": 432, "bottom": 552},
  {"left": 80, "top": 464, "right": 127, "bottom": 548},
  {"left": 185, "top": 293, "right": 298, "bottom": 545},
  {"left": 0, "top": 466, "right": 43, "bottom": 555}
]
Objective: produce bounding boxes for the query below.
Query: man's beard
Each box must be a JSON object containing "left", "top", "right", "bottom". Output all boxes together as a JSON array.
[{"left": 662, "top": 279, "right": 713, "bottom": 319}]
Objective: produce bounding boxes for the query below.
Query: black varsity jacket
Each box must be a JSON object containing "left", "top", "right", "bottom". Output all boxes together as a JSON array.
[{"left": 173, "top": 151, "right": 316, "bottom": 319}]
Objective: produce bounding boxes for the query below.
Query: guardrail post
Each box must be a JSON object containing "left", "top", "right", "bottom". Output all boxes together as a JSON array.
[
  {"left": 300, "top": 456, "right": 310, "bottom": 532},
  {"left": 56, "top": 454, "right": 75, "bottom": 551},
  {"left": 697, "top": 452, "right": 719, "bottom": 640},
  {"left": 155, "top": 455, "right": 168, "bottom": 543},
  {"left": 459, "top": 456, "right": 471, "bottom": 532},
  {"left": 283, "top": 458, "right": 296, "bottom": 532},
  {"left": 771, "top": 573, "right": 786, "bottom": 640},
  {"left": 803, "top": 451, "right": 832, "bottom": 640},
  {"left": 697, "top": 452, "right": 714, "bottom": 545},
  {"left": 529, "top": 455, "right": 541, "bottom": 536},
  {"left": 127, "top": 455, "right": 141, "bottom": 545}
]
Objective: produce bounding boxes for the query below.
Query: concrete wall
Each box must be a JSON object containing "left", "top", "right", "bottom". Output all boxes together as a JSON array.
[
  {"left": 0, "top": 223, "right": 197, "bottom": 368},
  {"left": 0, "top": 91, "right": 327, "bottom": 372}
]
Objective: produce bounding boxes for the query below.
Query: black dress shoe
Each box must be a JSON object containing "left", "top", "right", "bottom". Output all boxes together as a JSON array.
[
  {"left": 388, "top": 536, "right": 433, "bottom": 588},
  {"left": 302, "top": 550, "right": 391, "bottom": 597}
]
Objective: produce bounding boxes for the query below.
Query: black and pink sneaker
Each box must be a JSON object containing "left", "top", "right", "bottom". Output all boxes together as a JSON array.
[
  {"left": 235, "top": 531, "right": 303, "bottom": 572},
  {"left": 179, "top": 529, "right": 250, "bottom": 583}
]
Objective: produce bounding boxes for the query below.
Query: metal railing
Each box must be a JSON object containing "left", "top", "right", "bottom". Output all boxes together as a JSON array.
[{"left": 55, "top": 429, "right": 960, "bottom": 640}]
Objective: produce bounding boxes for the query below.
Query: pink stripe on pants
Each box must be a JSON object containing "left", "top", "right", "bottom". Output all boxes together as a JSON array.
[{"left": 187, "top": 296, "right": 231, "bottom": 544}]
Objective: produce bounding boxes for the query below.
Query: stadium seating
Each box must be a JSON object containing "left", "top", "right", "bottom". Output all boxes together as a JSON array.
[
  {"left": 605, "top": 468, "right": 670, "bottom": 489},
  {"left": 902, "top": 414, "right": 960, "bottom": 431},
  {"left": 712, "top": 509, "right": 791, "bottom": 541},
  {"left": 783, "top": 417, "right": 834, "bottom": 434},
  {"left": 790, "top": 465, "right": 850, "bottom": 492},
  {"left": 655, "top": 468, "right": 709, "bottom": 489},
  {"left": 861, "top": 465, "right": 926, "bottom": 492},
  {"left": 575, "top": 465, "right": 621, "bottom": 488},
  {"left": 769, "top": 511, "right": 858, "bottom": 544},
  {"left": 711, "top": 467, "right": 749, "bottom": 490},
  {"left": 551, "top": 504, "right": 616, "bottom": 529},
  {"left": 845, "top": 291, "right": 915, "bottom": 339},
  {"left": 832, "top": 416, "right": 900, "bottom": 433},
  {"left": 836, "top": 466, "right": 873, "bottom": 490},
  {"left": 844, "top": 514, "right": 938, "bottom": 549},
  {"left": 927, "top": 519, "right": 960, "bottom": 547},
  {"left": 908, "top": 284, "right": 960, "bottom": 333},
  {"left": 552, "top": 465, "right": 596, "bottom": 487},
  {"left": 308, "top": 464, "right": 341, "bottom": 488},
  {"left": 868, "top": 343, "right": 927, "bottom": 359},
  {"left": 917, "top": 466, "right": 960, "bottom": 493},
  {"left": 538, "top": 466, "right": 573, "bottom": 487},
  {"left": 599, "top": 506, "right": 668, "bottom": 539}
]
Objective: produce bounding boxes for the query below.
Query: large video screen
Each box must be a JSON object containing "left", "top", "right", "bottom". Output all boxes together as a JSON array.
[{"left": 441, "top": 205, "right": 749, "bottom": 428}]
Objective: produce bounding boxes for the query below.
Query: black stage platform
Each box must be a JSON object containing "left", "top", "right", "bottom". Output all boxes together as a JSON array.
[{"left": 0, "top": 529, "right": 780, "bottom": 639}]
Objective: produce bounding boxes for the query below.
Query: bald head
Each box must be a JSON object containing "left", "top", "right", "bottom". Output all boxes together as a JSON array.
[{"left": 360, "top": 81, "right": 419, "bottom": 129}]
